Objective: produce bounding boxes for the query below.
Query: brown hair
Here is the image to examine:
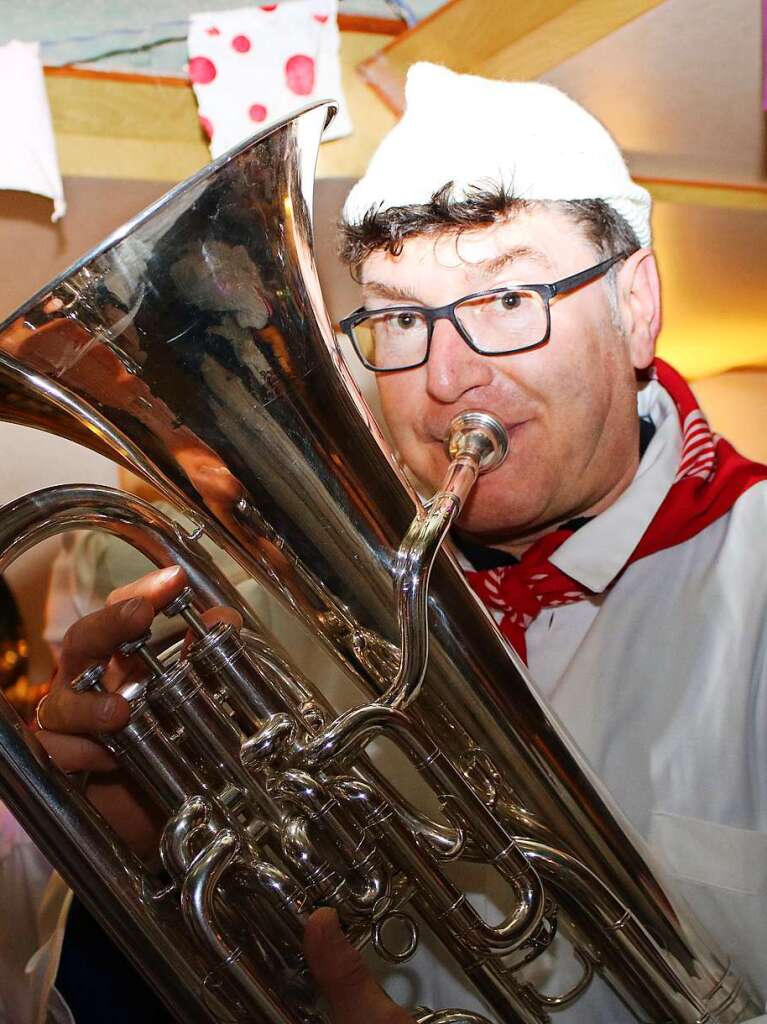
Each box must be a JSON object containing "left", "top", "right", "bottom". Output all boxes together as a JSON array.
[{"left": 338, "top": 182, "right": 640, "bottom": 279}]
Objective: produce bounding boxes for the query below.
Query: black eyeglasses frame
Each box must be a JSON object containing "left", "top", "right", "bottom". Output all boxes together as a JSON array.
[{"left": 339, "top": 250, "right": 634, "bottom": 373}]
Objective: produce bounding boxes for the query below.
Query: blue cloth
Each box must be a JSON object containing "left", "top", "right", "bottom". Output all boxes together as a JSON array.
[{"left": 55, "top": 896, "right": 170, "bottom": 1023}]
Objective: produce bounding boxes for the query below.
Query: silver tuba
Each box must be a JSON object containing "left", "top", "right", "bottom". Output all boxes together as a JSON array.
[{"left": 0, "top": 102, "right": 759, "bottom": 1023}]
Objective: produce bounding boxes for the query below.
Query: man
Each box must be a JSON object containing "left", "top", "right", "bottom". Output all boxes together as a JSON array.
[{"left": 30, "top": 63, "right": 767, "bottom": 1022}]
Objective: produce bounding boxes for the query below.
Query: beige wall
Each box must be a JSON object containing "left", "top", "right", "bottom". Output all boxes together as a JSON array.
[{"left": 691, "top": 371, "right": 767, "bottom": 465}]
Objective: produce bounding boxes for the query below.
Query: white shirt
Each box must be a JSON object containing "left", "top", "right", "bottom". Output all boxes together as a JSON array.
[
  {"left": 540, "top": 387, "right": 767, "bottom": 1022},
  {"left": 0, "top": 811, "right": 72, "bottom": 1024},
  {"left": 420, "top": 377, "right": 767, "bottom": 1023},
  {"left": 8, "top": 376, "right": 767, "bottom": 1022}
]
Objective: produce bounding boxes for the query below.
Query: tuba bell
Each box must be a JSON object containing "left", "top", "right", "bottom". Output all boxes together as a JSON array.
[{"left": 0, "top": 102, "right": 759, "bottom": 1023}]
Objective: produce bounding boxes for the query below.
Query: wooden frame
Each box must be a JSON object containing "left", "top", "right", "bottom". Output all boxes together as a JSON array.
[{"left": 356, "top": 0, "right": 666, "bottom": 113}]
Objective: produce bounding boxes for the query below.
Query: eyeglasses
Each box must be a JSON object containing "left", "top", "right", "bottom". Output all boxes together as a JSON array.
[{"left": 339, "top": 251, "right": 633, "bottom": 373}]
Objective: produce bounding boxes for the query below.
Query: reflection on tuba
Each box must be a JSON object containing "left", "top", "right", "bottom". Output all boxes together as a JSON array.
[{"left": 0, "top": 102, "right": 759, "bottom": 1023}]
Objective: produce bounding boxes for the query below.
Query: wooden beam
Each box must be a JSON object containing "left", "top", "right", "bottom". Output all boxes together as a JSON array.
[
  {"left": 45, "top": 66, "right": 188, "bottom": 88},
  {"left": 337, "top": 15, "right": 406, "bottom": 36},
  {"left": 479, "top": 0, "right": 667, "bottom": 80},
  {"left": 358, "top": 0, "right": 667, "bottom": 114},
  {"left": 637, "top": 176, "right": 767, "bottom": 212}
]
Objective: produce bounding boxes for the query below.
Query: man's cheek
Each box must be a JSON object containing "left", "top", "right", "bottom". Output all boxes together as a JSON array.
[{"left": 399, "top": 442, "right": 442, "bottom": 493}]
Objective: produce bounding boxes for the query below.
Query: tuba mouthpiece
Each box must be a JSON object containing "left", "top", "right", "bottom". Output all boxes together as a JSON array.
[{"left": 444, "top": 410, "right": 509, "bottom": 475}]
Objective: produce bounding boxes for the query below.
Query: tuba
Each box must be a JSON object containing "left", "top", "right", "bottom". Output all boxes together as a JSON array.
[{"left": 0, "top": 102, "right": 759, "bottom": 1023}]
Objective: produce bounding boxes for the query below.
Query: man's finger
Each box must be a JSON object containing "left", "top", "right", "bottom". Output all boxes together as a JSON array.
[
  {"left": 41, "top": 683, "right": 131, "bottom": 736},
  {"left": 106, "top": 564, "right": 187, "bottom": 609},
  {"left": 37, "top": 730, "right": 118, "bottom": 774},
  {"left": 304, "top": 908, "right": 414, "bottom": 1024},
  {"left": 56, "top": 563, "right": 187, "bottom": 685},
  {"left": 47, "top": 594, "right": 158, "bottom": 734},
  {"left": 55, "top": 595, "right": 155, "bottom": 683}
]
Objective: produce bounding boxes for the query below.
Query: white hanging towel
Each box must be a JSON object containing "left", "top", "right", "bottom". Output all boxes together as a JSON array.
[
  {"left": 0, "top": 41, "right": 66, "bottom": 221},
  {"left": 188, "top": 0, "right": 352, "bottom": 159}
]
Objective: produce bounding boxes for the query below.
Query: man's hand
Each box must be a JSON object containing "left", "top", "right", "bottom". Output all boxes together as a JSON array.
[
  {"left": 36, "top": 564, "right": 239, "bottom": 856},
  {"left": 304, "top": 908, "right": 415, "bottom": 1024},
  {"left": 38, "top": 568, "right": 415, "bottom": 1022}
]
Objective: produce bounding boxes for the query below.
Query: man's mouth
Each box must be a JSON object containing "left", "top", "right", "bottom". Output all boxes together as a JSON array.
[
  {"left": 428, "top": 418, "right": 530, "bottom": 445},
  {"left": 504, "top": 419, "right": 530, "bottom": 436}
]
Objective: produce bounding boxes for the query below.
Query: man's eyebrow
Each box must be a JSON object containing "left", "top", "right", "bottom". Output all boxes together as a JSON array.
[
  {"left": 478, "top": 245, "right": 555, "bottom": 277},
  {"left": 360, "top": 246, "right": 555, "bottom": 304},
  {"left": 360, "top": 281, "right": 423, "bottom": 304},
  {"left": 362, "top": 246, "right": 552, "bottom": 305}
]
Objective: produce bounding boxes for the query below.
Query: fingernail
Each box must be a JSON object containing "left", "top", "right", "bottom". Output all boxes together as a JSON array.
[
  {"left": 156, "top": 566, "right": 182, "bottom": 582},
  {"left": 119, "top": 596, "right": 144, "bottom": 620},
  {"left": 97, "top": 695, "right": 120, "bottom": 724}
]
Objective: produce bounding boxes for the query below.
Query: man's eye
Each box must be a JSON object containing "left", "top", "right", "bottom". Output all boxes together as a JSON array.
[
  {"left": 396, "top": 313, "right": 417, "bottom": 329},
  {"left": 501, "top": 292, "right": 522, "bottom": 310}
]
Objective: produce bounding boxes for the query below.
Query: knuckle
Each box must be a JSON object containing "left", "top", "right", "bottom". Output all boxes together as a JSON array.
[
  {"left": 41, "top": 692, "right": 65, "bottom": 733},
  {"left": 61, "top": 607, "right": 111, "bottom": 654},
  {"left": 61, "top": 617, "right": 86, "bottom": 653},
  {"left": 106, "top": 581, "right": 139, "bottom": 606},
  {"left": 42, "top": 690, "right": 76, "bottom": 732}
]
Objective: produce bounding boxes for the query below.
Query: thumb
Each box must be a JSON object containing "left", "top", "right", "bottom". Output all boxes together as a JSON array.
[{"left": 304, "top": 908, "right": 414, "bottom": 1024}]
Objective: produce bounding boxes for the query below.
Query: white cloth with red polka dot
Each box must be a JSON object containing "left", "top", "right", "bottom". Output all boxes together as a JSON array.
[
  {"left": 187, "top": 0, "right": 352, "bottom": 159},
  {"left": 0, "top": 40, "right": 66, "bottom": 221}
]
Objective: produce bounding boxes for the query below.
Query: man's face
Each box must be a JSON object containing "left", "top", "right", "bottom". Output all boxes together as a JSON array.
[{"left": 360, "top": 208, "right": 650, "bottom": 544}]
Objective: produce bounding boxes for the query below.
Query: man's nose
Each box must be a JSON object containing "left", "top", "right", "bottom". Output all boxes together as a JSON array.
[{"left": 426, "top": 317, "right": 493, "bottom": 404}]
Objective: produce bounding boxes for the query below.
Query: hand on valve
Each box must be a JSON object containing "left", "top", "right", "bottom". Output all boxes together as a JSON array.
[{"left": 35, "top": 564, "right": 414, "bottom": 1024}]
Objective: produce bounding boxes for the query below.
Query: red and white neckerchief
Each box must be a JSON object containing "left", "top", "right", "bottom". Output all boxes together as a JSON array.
[{"left": 466, "top": 359, "right": 767, "bottom": 664}]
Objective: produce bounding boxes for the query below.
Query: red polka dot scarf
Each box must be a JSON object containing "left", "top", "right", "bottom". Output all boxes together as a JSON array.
[{"left": 465, "top": 359, "right": 767, "bottom": 663}]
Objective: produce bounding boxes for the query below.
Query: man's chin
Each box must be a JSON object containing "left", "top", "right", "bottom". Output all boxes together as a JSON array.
[
  {"left": 452, "top": 482, "right": 552, "bottom": 546},
  {"left": 403, "top": 447, "right": 548, "bottom": 538},
  {"left": 453, "top": 512, "right": 540, "bottom": 547}
]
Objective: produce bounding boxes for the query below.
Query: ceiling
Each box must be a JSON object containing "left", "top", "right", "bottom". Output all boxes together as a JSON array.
[
  {"left": 535, "top": 0, "right": 767, "bottom": 377},
  {"left": 539, "top": 0, "right": 765, "bottom": 186}
]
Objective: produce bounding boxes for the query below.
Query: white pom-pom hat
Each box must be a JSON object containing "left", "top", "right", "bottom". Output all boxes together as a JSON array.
[{"left": 343, "top": 63, "right": 651, "bottom": 247}]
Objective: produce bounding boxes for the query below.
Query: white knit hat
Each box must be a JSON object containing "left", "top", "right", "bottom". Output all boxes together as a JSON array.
[{"left": 343, "top": 63, "right": 652, "bottom": 246}]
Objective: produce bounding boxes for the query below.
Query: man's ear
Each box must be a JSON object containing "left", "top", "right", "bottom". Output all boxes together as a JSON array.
[{"left": 617, "top": 249, "right": 661, "bottom": 370}]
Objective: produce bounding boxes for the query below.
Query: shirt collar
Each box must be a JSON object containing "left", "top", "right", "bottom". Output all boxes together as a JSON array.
[{"left": 547, "top": 379, "right": 682, "bottom": 592}]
